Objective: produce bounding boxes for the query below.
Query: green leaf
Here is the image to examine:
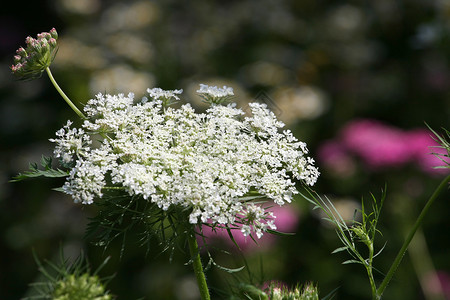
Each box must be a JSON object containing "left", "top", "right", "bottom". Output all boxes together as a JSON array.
[
  {"left": 211, "top": 259, "right": 245, "bottom": 273},
  {"left": 266, "top": 229, "right": 295, "bottom": 236},
  {"left": 322, "top": 287, "right": 339, "bottom": 300},
  {"left": 342, "top": 259, "right": 361, "bottom": 265},
  {"left": 239, "top": 195, "right": 265, "bottom": 201},
  {"left": 11, "top": 156, "right": 69, "bottom": 182},
  {"left": 331, "top": 246, "right": 348, "bottom": 254},
  {"left": 226, "top": 227, "right": 242, "bottom": 251}
]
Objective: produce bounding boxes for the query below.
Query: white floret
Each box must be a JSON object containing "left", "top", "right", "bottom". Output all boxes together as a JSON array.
[{"left": 197, "top": 84, "right": 234, "bottom": 98}]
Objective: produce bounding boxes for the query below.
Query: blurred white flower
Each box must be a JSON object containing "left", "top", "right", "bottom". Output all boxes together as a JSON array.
[
  {"left": 55, "top": 38, "right": 108, "bottom": 70},
  {"left": 56, "top": 0, "right": 101, "bottom": 15},
  {"left": 106, "top": 33, "right": 154, "bottom": 64},
  {"left": 272, "top": 86, "right": 328, "bottom": 124},
  {"left": 89, "top": 64, "right": 155, "bottom": 94},
  {"left": 241, "top": 61, "right": 291, "bottom": 87},
  {"left": 100, "top": 1, "right": 159, "bottom": 32}
]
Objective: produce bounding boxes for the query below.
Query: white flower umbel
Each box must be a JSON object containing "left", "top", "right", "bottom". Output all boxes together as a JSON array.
[
  {"left": 51, "top": 85, "right": 319, "bottom": 238},
  {"left": 147, "top": 87, "right": 183, "bottom": 106},
  {"left": 49, "top": 120, "right": 92, "bottom": 164},
  {"left": 197, "top": 84, "right": 234, "bottom": 104}
]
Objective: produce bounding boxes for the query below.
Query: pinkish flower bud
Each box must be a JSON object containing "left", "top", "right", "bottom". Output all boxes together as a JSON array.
[
  {"left": 25, "top": 36, "right": 34, "bottom": 45},
  {"left": 49, "top": 38, "right": 57, "bottom": 47},
  {"left": 16, "top": 47, "right": 27, "bottom": 57},
  {"left": 37, "top": 32, "right": 51, "bottom": 40},
  {"left": 39, "top": 38, "right": 49, "bottom": 51},
  {"left": 50, "top": 28, "right": 58, "bottom": 39},
  {"left": 11, "top": 28, "right": 59, "bottom": 80}
]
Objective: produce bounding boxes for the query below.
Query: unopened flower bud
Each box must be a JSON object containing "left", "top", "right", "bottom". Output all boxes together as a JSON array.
[
  {"left": 25, "top": 36, "right": 34, "bottom": 45},
  {"left": 300, "top": 283, "right": 319, "bottom": 300},
  {"left": 40, "top": 38, "right": 49, "bottom": 51},
  {"left": 50, "top": 27, "right": 58, "bottom": 39},
  {"left": 49, "top": 38, "right": 57, "bottom": 47},
  {"left": 53, "top": 273, "right": 112, "bottom": 300},
  {"left": 16, "top": 47, "right": 27, "bottom": 57},
  {"left": 352, "top": 225, "right": 371, "bottom": 247},
  {"left": 267, "top": 281, "right": 319, "bottom": 300},
  {"left": 11, "top": 28, "right": 59, "bottom": 80},
  {"left": 37, "top": 32, "right": 51, "bottom": 40}
]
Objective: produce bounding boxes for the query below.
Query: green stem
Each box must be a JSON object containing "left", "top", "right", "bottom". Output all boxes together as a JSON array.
[
  {"left": 366, "top": 243, "right": 377, "bottom": 300},
  {"left": 187, "top": 231, "right": 211, "bottom": 300},
  {"left": 45, "top": 67, "right": 86, "bottom": 119},
  {"left": 376, "top": 174, "right": 450, "bottom": 299}
]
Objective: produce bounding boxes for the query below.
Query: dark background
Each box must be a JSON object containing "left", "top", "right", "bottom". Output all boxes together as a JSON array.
[{"left": 1, "top": 1, "right": 449, "bottom": 299}]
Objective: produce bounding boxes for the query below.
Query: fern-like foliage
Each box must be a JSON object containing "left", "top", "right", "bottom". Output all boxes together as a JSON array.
[
  {"left": 84, "top": 191, "right": 191, "bottom": 260},
  {"left": 11, "top": 156, "right": 69, "bottom": 182}
]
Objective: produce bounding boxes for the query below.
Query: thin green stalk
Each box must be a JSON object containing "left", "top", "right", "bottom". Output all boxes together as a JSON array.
[
  {"left": 187, "top": 231, "right": 211, "bottom": 300},
  {"left": 366, "top": 243, "right": 377, "bottom": 300},
  {"left": 45, "top": 67, "right": 86, "bottom": 119},
  {"left": 376, "top": 174, "right": 450, "bottom": 299}
]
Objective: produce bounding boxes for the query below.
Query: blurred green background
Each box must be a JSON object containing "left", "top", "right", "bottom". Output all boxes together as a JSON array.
[{"left": 0, "top": 1, "right": 449, "bottom": 299}]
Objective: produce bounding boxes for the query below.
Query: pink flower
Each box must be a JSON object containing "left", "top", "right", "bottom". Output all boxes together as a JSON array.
[
  {"left": 317, "top": 118, "right": 449, "bottom": 175},
  {"left": 317, "top": 140, "right": 356, "bottom": 177},
  {"left": 424, "top": 271, "right": 450, "bottom": 299},
  {"left": 341, "top": 119, "right": 412, "bottom": 169}
]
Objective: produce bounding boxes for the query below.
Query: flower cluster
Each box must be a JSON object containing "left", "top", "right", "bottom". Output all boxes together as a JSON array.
[
  {"left": 197, "top": 83, "right": 234, "bottom": 104},
  {"left": 11, "top": 28, "right": 58, "bottom": 80},
  {"left": 50, "top": 120, "right": 92, "bottom": 164},
  {"left": 52, "top": 273, "right": 112, "bottom": 300},
  {"left": 200, "top": 204, "right": 300, "bottom": 251},
  {"left": 25, "top": 252, "right": 112, "bottom": 300},
  {"left": 146, "top": 87, "right": 183, "bottom": 106},
  {"left": 269, "top": 282, "right": 319, "bottom": 300},
  {"left": 51, "top": 85, "right": 319, "bottom": 238}
]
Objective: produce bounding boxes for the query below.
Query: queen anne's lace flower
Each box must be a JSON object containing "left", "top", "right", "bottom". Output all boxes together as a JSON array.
[
  {"left": 147, "top": 87, "right": 183, "bottom": 101},
  {"left": 49, "top": 120, "right": 92, "bottom": 164},
  {"left": 51, "top": 85, "right": 319, "bottom": 238},
  {"left": 197, "top": 84, "right": 234, "bottom": 98},
  {"left": 197, "top": 84, "right": 234, "bottom": 104}
]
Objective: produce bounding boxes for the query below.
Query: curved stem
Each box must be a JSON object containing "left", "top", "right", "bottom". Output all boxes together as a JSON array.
[
  {"left": 376, "top": 174, "right": 450, "bottom": 298},
  {"left": 45, "top": 67, "right": 86, "bottom": 119},
  {"left": 187, "top": 231, "right": 211, "bottom": 300}
]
